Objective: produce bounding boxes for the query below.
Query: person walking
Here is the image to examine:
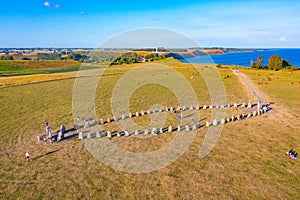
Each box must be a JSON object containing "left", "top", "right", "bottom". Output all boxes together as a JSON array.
[
  {"left": 25, "top": 152, "right": 30, "bottom": 161},
  {"left": 45, "top": 122, "right": 52, "bottom": 141}
]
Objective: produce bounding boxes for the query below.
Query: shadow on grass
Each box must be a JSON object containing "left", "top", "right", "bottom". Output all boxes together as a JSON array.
[
  {"left": 33, "top": 149, "right": 61, "bottom": 160},
  {"left": 62, "top": 133, "right": 78, "bottom": 141}
]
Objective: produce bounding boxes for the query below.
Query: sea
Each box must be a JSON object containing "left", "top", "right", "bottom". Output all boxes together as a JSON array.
[{"left": 185, "top": 48, "right": 300, "bottom": 67}]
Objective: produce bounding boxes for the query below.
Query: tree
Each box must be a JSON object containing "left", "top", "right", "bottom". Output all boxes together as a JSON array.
[
  {"left": 67, "top": 53, "right": 87, "bottom": 62},
  {"left": 37, "top": 53, "right": 61, "bottom": 60},
  {"left": 268, "top": 54, "right": 291, "bottom": 70},
  {"left": 251, "top": 56, "right": 264, "bottom": 69},
  {"left": 0, "top": 55, "right": 14, "bottom": 60}
]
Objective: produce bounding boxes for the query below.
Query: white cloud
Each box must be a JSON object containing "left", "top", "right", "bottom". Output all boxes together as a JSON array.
[
  {"left": 43, "top": 2, "right": 60, "bottom": 8},
  {"left": 44, "top": 2, "right": 50, "bottom": 7},
  {"left": 80, "top": 11, "right": 85, "bottom": 15},
  {"left": 53, "top": 4, "right": 60, "bottom": 8},
  {"left": 279, "top": 36, "right": 286, "bottom": 41}
]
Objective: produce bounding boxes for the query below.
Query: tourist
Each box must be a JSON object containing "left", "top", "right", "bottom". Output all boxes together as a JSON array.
[
  {"left": 293, "top": 152, "right": 298, "bottom": 160},
  {"left": 25, "top": 152, "right": 30, "bottom": 161},
  {"left": 286, "top": 149, "right": 298, "bottom": 160},
  {"left": 286, "top": 149, "right": 294, "bottom": 156},
  {"left": 45, "top": 122, "right": 51, "bottom": 138},
  {"left": 178, "top": 113, "right": 182, "bottom": 120}
]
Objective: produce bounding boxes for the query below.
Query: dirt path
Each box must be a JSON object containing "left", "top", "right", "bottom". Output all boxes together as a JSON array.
[{"left": 232, "top": 69, "right": 267, "bottom": 103}]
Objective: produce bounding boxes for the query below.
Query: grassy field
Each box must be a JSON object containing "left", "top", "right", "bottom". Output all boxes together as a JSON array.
[
  {"left": 0, "top": 60, "right": 299, "bottom": 199},
  {"left": 0, "top": 60, "right": 82, "bottom": 76}
]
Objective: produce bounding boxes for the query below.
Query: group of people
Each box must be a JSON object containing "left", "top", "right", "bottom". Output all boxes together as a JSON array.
[
  {"left": 26, "top": 123, "right": 67, "bottom": 161},
  {"left": 286, "top": 149, "right": 298, "bottom": 160},
  {"left": 45, "top": 122, "right": 66, "bottom": 143}
]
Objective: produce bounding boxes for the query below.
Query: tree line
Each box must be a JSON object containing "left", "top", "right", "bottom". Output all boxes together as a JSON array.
[{"left": 251, "top": 54, "right": 298, "bottom": 70}]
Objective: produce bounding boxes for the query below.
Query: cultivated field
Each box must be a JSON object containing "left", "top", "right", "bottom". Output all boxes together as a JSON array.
[{"left": 0, "top": 60, "right": 299, "bottom": 199}]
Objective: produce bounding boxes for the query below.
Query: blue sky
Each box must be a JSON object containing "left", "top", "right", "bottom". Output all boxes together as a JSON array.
[{"left": 0, "top": 0, "right": 299, "bottom": 48}]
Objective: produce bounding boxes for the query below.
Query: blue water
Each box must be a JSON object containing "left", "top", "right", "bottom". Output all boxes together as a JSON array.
[{"left": 186, "top": 49, "right": 300, "bottom": 67}]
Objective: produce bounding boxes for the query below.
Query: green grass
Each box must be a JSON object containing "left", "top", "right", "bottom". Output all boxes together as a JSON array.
[
  {"left": 0, "top": 60, "right": 37, "bottom": 74},
  {"left": 0, "top": 60, "right": 97, "bottom": 76},
  {"left": 0, "top": 61, "right": 299, "bottom": 199}
]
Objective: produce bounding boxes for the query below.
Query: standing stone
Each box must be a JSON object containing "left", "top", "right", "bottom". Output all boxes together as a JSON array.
[
  {"left": 84, "top": 121, "right": 89, "bottom": 128},
  {"left": 165, "top": 107, "right": 169, "bottom": 112},
  {"left": 227, "top": 118, "right": 231, "bottom": 122},
  {"left": 220, "top": 105, "right": 225, "bottom": 109},
  {"left": 122, "top": 115, "right": 126, "bottom": 120},
  {"left": 247, "top": 113, "right": 252, "bottom": 118},
  {"left": 96, "top": 131, "right": 101, "bottom": 138},
  {"left": 233, "top": 103, "right": 237, "bottom": 108},
  {"left": 257, "top": 110, "right": 261, "bottom": 115},
  {"left": 227, "top": 104, "right": 231, "bottom": 108},
  {"left": 87, "top": 132, "right": 91, "bottom": 139},
  {"left": 100, "top": 118, "right": 104, "bottom": 124},
  {"left": 124, "top": 131, "right": 130, "bottom": 136},
  {"left": 168, "top": 126, "right": 173, "bottom": 132},
  {"left": 192, "top": 124, "right": 197, "bottom": 130},
  {"left": 185, "top": 125, "right": 190, "bottom": 131},
  {"left": 152, "top": 128, "right": 158, "bottom": 135},
  {"left": 144, "top": 129, "right": 149, "bottom": 135},
  {"left": 221, "top": 118, "right": 226, "bottom": 124},
  {"left": 141, "top": 111, "right": 145, "bottom": 116},
  {"left": 253, "top": 111, "right": 257, "bottom": 116},
  {"left": 206, "top": 121, "right": 210, "bottom": 127},
  {"left": 203, "top": 105, "right": 207, "bottom": 109},
  {"left": 159, "top": 108, "right": 163, "bottom": 112},
  {"left": 177, "top": 106, "right": 181, "bottom": 111},
  {"left": 107, "top": 118, "right": 111, "bottom": 123},
  {"left": 135, "top": 130, "right": 139, "bottom": 135},
  {"left": 129, "top": 112, "right": 132, "bottom": 118},
  {"left": 189, "top": 106, "right": 194, "bottom": 110},
  {"left": 182, "top": 106, "right": 187, "bottom": 111},
  {"left": 136, "top": 112, "right": 139, "bottom": 117},
  {"left": 170, "top": 107, "right": 174, "bottom": 111},
  {"left": 147, "top": 110, "right": 151, "bottom": 114},
  {"left": 263, "top": 106, "right": 267, "bottom": 113},
  {"left": 117, "top": 132, "right": 121, "bottom": 137},
  {"left": 215, "top": 105, "right": 220, "bottom": 108},
  {"left": 113, "top": 116, "right": 118, "bottom": 121},
  {"left": 257, "top": 102, "right": 261, "bottom": 110},
  {"left": 78, "top": 132, "right": 83, "bottom": 140},
  {"left": 177, "top": 125, "right": 181, "bottom": 131},
  {"left": 107, "top": 131, "right": 112, "bottom": 138},
  {"left": 160, "top": 128, "right": 163, "bottom": 134},
  {"left": 248, "top": 102, "right": 252, "bottom": 108},
  {"left": 209, "top": 105, "right": 213, "bottom": 109},
  {"left": 195, "top": 105, "right": 200, "bottom": 110},
  {"left": 213, "top": 119, "right": 218, "bottom": 126},
  {"left": 241, "top": 103, "right": 246, "bottom": 108},
  {"left": 37, "top": 135, "right": 43, "bottom": 142},
  {"left": 57, "top": 132, "right": 62, "bottom": 141}
]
